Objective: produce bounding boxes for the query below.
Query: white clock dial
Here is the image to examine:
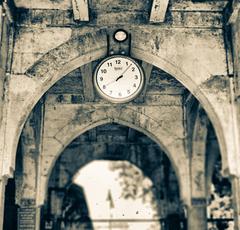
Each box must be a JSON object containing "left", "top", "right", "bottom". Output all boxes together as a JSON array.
[{"left": 93, "top": 55, "right": 144, "bottom": 103}]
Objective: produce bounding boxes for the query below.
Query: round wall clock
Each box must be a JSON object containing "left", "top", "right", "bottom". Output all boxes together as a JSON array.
[{"left": 93, "top": 55, "right": 145, "bottom": 103}]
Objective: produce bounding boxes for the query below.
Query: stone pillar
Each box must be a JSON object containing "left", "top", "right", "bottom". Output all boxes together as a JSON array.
[
  {"left": 0, "top": 9, "right": 13, "bottom": 230},
  {"left": 188, "top": 106, "right": 208, "bottom": 230},
  {"left": 16, "top": 102, "right": 44, "bottom": 230},
  {"left": 229, "top": 2, "right": 240, "bottom": 96},
  {"left": 0, "top": 177, "right": 7, "bottom": 230},
  {"left": 231, "top": 176, "right": 240, "bottom": 230},
  {"left": 187, "top": 199, "right": 207, "bottom": 230},
  {"left": 35, "top": 206, "right": 42, "bottom": 230},
  {"left": 229, "top": 4, "right": 240, "bottom": 229}
]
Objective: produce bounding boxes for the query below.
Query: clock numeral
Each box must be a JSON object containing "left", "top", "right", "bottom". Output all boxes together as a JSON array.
[
  {"left": 103, "top": 85, "right": 106, "bottom": 89},
  {"left": 135, "top": 75, "right": 138, "bottom": 79},
  {"left": 127, "top": 90, "right": 131, "bottom": 94},
  {"left": 101, "top": 69, "right": 107, "bottom": 74},
  {"left": 118, "top": 92, "right": 122, "bottom": 97},
  {"left": 132, "top": 67, "right": 135, "bottom": 72},
  {"left": 100, "top": 77, "right": 103, "bottom": 81},
  {"left": 126, "top": 61, "right": 129, "bottom": 66},
  {"left": 107, "top": 62, "right": 112, "bottom": 67},
  {"left": 133, "top": 83, "right": 137, "bottom": 88},
  {"left": 115, "top": 60, "right": 121, "bottom": 65}
]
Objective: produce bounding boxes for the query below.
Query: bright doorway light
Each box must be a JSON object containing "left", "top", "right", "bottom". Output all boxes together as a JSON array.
[{"left": 73, "top": 160, "right": 161, "bottom": 230}]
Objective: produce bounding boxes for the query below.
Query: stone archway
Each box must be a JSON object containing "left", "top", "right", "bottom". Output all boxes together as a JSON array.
[
  {"left": 1, "top": 29, "right": 108, "bottom": 177},
  {"left": 0, "top": 26, "right": 237, "bottom": 230},
  {"left": 38, "top": 105, "right": 189, "bottom": 206},
  {"left": 44, "top": 123, "right": 183, "bottom": 229},
  {"left": 3, "top": 28, "right": 236, "bottom": 183}
]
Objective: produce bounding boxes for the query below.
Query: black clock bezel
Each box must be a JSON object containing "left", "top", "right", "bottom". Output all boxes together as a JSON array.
[{"left": 93, "top": 55, "right": 145, "bottom": 103}]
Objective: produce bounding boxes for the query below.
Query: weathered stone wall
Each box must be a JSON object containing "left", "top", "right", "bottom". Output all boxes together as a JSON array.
[
  {"left": 12, "top": 27, "right": 72, "bottom": 74},
  {"left": 230, "top": 2, "right": 240, "bottom": 97},
  {"left": 7, "top": 0, "right": 233, "bottom": 209},
  {"left": 228, "top": 3, "right": 240, "bottom": 229},
  {"left": 6, "top": 18, "right": 233, "bottom": 185},
  {"left": 6, "top": 0, "right": 234, "bottom": 185},
  {"left": 0, "top": 3, "right": 12, "bottom": 149},
  {"left": 13, "top": 0, "right": 225, "bottom": 27},
  {"left": 0, "top": 5, "right": 14, "bottom": 229}
]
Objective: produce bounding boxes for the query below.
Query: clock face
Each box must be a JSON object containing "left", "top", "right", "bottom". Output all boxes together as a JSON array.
[{"left": 93, "top": 55, "right": 144, "bottom": 103}]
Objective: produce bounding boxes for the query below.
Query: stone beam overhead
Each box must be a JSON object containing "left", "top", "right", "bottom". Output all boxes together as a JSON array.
[
  {"left": 72, "top": 0, "right": 89, "bottom": 21},
  {"left": 150, "top": 0, "right": 169, "bottom": 23}
]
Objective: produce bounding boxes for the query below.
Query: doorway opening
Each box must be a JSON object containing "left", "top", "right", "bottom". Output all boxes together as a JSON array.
[{"left": 42, "top": 123, "right": 185, "bottom": 230}]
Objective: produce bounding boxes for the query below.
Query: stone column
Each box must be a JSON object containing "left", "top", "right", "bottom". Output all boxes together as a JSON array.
[
  {"left": 188, "top": 205, "right": 207, "bottom": 230},
  {"left": 229, "top": 2, "right": 240, "bottom": 97},
  {"left": 16, "top": 102, "right": 44, "bottom": 230},
  {"left": 187, "top": 198, "right": 207, "bottom": 230},
  {"left": 188, "top": 106, "right": 208, "bottom": 230},
  {"left": 35, "top": 207, "right": 41, "bottom": 230},
  {"left": 0, "top": 176, "right": 7, "bottom": 230},
  {"left": 231, "top": 176, "right": 240, "bottom": 230},
  {"left": 229, "top": 4, "right": 240, "bottom": 229}
]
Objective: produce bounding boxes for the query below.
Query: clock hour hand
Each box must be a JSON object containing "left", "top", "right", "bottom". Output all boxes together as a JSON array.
[
  {"left": 116, "top": 75, "right": 123, "bottom": 81},
  {"left": 106, "top": 75, "right": 123, "bottom": 86}
]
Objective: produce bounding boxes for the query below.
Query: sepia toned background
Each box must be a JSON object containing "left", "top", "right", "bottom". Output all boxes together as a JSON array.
[{"left": 0, "top": 0, "right": 239, "bottom": 229}]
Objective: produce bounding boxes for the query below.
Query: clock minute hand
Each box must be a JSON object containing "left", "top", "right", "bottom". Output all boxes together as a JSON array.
[{"left": 115, "top": 63, "right": 133, "bottom": 82}]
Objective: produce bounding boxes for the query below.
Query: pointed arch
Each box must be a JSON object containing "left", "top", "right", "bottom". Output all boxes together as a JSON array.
[
  {"left": 38, "top": 107, "right": 189, "bottom": 205},
  {"left": 3, "top": 29, "right": 235, "bottom": 203}
]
